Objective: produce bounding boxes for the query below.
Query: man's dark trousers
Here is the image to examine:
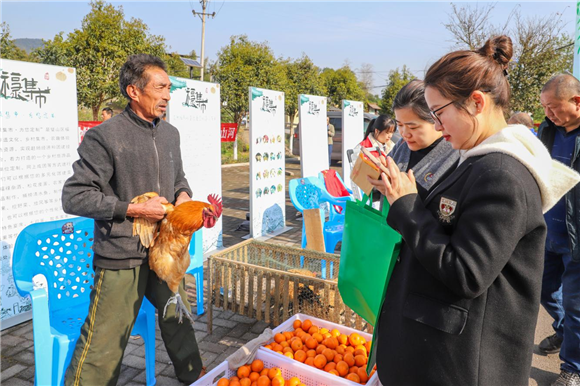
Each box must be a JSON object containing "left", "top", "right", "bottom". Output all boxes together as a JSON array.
[{"left": 64, "top": 263, "right": 203, "bottom": 386}]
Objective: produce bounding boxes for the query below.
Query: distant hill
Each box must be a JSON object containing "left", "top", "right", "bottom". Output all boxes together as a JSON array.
[{"left": 14, "top": 38, "right": 44, "bottom": 53}]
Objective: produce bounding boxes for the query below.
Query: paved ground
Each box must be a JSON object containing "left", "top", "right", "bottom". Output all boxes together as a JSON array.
[{"left": 0, "top": 158, "right": 562, "bottom": 385}]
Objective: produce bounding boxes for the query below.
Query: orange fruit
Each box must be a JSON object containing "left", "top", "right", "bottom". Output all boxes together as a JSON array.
[
  {"left": 344, "top": 352, "right": 355, "bottom": 367},
  {"left": 264, "top": 344, "right": 273, "bottom": 350},
  {"left": 364, "top": 341, "right": 372, "bottom": 353},
  {"left": 287, "top": 377, "right": 301, "bottom": 386},
  {"left": 349, "top": 333, "right": 362, "bottom": 347},
  {"left": 251, "top": 382, "right": 258, "bottom": 386},
  {"left": 306, "top": 349, "right": 317, "bottom": 358},
  {"left": 268, "top": 368, "right": 282, "bottom": 380},
  {"left": 315, "top": 344, "right": 327, "bottom": 355},
  {"left": 240, "top": 378, "right": 252, "bottom": 386},
  {"left": 338, "top": 334, "right": 348, "bottom": 345},
  {"left": 294, "top": 349, "right": 306, "bottom": 363},
  {"left": 260, "top": 369, "right": 269, "bottom": 376},
  {"left": 335, "top": 345, "right": 345, "bottom": 355},
  {"left": 346, "top": 373, "right": 361, "bottom": 383},
  {"left": 238, "top": 365, "right": 251, "bottom": 379},
  {"left": 249, "top": 372, "right": 260, "bottom": 382},
  {"left": 345, "top": 346, "right": 355, "bottom": 354},
  {"left": 231, "top": 376, "right": 240, "bottom": 382},
  {"left": 304, "top": 356, "right": 315, "bottom": 366},
  {"left": 300, "top": 333, "right": 312, "bottom": 344},
  {"left": 294, "top": 327, "right": 304, "bottom": 335},
  {"left": 230, "top": 381, "right": 241, "bottom": 386},
  {"left": 313, "top": 354, "right": 327, "bottom": 369},
  {"left": 333, "top": 353, "right": 343, "bottom": 364},
  {"left": 257, "top": 375, "right": 271, "bottom": 386},
  {"left": 324, "top": 362, "right": 337, "bottom": 372},
  {"left": 354, "top": 347, "right": 367, "bottom": 357},
  {"left": 284, "top": 351, "right": 294, "bottom": 359},
  {"left": 282, "top": 347, "right": 293, "bottom": 354},
  {"left": 322, "top": 348, "right": 335, "bottom": 362},
  {"left": 349, "top": 366, "right": 359, "bottom": 374},
  {"left": 272, "top": 344, "right": 283, "bottom": 352},
  {"left": 357, "top": 368, "right": 369, "bottom": 383},
  {"left": 271, "top": 375, "right": 285, "bottom": 386},
  {"left": 308, "top": 326, "right": 319, "bottom": 335},
  {"left": 355, "top": 354, "right": 367, "bottom": 367},
  {"left": 328, "top": 369, "right": 339, "bottom": 376},
  {"left": 325, "top": 337, "right": 338, "bottom": 349},
  {"left": 293, "top": 320, "right": 302, "bottom": 330},
  {"left": 217, "top": 378, "right": 230, "bottom": 386},
  {"left": 301, "top": 319, "right": 312, "bottom": 332},
  {"left": 305, "top": 337, "right": 318, "bottom": 350},
  {"left": 280, "top": 341, "right": 289, "bottom": 348},
  {"left": 331, "top": 328, "right": 341, "bottom": 337},
  {"left": 251, "top": 359, "right": 264, "bottom": 373},
  {"left": 312, "top": 332, "right": 323, "bottom": 343},
  {"left": 283, "top": 331, "right": 294, "bottom": 341},
  {"left": 274, "top": 333, "right": 286, "bottom": 343},
  {"left": 291, "top": 339, "right": 303, "bottom": 351},
  {"left": 336, "top": 361, "right": 349, "bottom": 376},
  {"left": 320, "top": 327, "right": 329, "bottom": 334}
]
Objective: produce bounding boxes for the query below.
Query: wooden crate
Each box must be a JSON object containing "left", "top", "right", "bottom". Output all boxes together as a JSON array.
[{"left": 207, "top": 239, "right": 372, "bottom": 334}]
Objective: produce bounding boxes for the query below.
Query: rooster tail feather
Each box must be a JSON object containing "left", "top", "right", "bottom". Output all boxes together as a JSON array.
[{"left": 163, "top": 293, "right": 195, "bottom": 326}]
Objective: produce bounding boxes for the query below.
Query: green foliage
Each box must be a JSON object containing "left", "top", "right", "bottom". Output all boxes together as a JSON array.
[
  {"left": 32, "top": 0, "right": 179, "bottom": 120},
  {"left": 283, "top": 54, "right": 326, "bottom": 119},
  {"left": 320, "top": 66, "right": 365, "bottom": 107},
  {"left": 380, "top": 65, "right": 416, "bottom": 116},
  {"left": 211, "top": 35, "right": 286, "bottom": 125},
  {"left": 0, "top": 22, "right": 30, "bottom": 61}
]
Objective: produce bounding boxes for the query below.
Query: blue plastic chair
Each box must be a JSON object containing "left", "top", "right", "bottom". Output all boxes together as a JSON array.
[
  {"left": 187, "top": 229, "right": 204, "bottom": 315},
  {"left": 12, "top": 217, "right": 157, "bottom": 386},
  {"left": 289, "top": 177, "right": 349, "bottom": 256}
]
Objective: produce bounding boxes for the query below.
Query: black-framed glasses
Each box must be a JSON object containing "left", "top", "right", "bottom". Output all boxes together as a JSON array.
[{"left": 429, "top": 101, "right": 454, "bottom": 125}]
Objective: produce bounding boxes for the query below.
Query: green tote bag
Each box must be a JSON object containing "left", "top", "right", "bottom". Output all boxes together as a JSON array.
[{"left": 338, "top": 194, "right": 402, "bottom": 327}]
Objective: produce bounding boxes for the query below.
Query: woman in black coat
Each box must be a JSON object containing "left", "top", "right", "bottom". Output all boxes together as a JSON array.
[{"left": 369, "top": 36, "right": 580, "bottom": 385}]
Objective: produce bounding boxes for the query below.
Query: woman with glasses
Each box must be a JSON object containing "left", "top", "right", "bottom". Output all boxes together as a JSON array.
[
  {"left": 390, "top": 79, "right": 459, "bottom": 201},
  {"left": 369, "top": 35, "right": 580, "bottom": 385}
]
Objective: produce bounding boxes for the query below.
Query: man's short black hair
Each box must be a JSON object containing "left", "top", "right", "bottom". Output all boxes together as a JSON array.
[
  {"left": 119, "top": 54, "right": 167, "bottom": 100},
  {"left": 102, "top": 107, "right": 113, "bottom": 115}
]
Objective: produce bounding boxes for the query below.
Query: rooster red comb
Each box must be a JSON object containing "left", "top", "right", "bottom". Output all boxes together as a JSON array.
[{"left": 208, "top": 194, "right": 223, "bottom": 217}]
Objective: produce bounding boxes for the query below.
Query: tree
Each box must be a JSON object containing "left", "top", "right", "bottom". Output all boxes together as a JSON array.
[
  {"left": 444, "top": 4, "right": 572, "bottom": 121},
  {"left": 282, "top": 54, "right": 326, "bottom": 151},
  {"left": 210, "top": 35, "right": 286, "bottom": 127},
  {"left": 380, "top": 65, "right": 416, "bottom": 116},
  {"left": 0, "top": 22, "right": 29, "bottom": 61},
  {"left": 33, "top": 1, "right": 174, "bottom": 120},
  {"left": 320, "top": 65, "right": 365, "bottom": 108}
]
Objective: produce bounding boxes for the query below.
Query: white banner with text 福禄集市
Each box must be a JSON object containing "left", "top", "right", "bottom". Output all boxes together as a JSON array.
[
  {"left": 298, "top": 94, "right": 328, "bottom": 178},
  {"left": 1, "top": 59, "right": 78, "bottom": 329},
  {"left": 342, "top": 100, "right": 364, "bottom": 184},
  {"left": 168, "top": 77, "right": 222, "bottom": 253},
  {"left": 248, "top": 87, "right": 287, "bottom": 238}
]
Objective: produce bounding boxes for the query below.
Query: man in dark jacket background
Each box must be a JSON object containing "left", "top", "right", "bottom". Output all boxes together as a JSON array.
[
  {"left": 538, "top": 73, "right": 580, "bottom": 386},
  {"left": 62, "top": 54, "right": 204, "bottom": 385}
]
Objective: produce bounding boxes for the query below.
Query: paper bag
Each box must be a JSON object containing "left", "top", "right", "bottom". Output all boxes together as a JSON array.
[{"left": 350, "top": 152, "right": 381, "bottom": 196}]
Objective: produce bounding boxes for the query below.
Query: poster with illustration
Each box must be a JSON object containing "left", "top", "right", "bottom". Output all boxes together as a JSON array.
[
  {"left": 298, "top": 94, "right": 328, "bottom": 177},
  {"left": 0, "top": 59, "right": 78, "bottom": 329},
  {"left": 248, "top": 87, "right": 287, "bottom": 238},
  {"left": 168, "top": 77, "right": 223, "bottom": 253},
  {"left": 342, "top": 100, "right": 364, "bottom": 183}
]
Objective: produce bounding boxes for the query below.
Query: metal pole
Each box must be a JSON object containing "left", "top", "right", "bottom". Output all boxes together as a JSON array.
[{"left": 200, "top": 0, "right": 207, "bottom": 81}]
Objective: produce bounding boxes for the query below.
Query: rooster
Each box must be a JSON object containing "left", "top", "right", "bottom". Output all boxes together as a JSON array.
[{"left": 131, "top": 192, "right": 223, "bottom": 324}]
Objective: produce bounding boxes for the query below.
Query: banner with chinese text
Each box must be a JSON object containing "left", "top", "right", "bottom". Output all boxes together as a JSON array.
[
  {"left": 168, "top": 77, "right": 223, "bottom": 253},
  {"left": 0, "top": 59, "right": 78, "bottom": 329},
  {"left": 248, "top": 87, "right": 287, "bottom": 238},
  {"left": 78, "top": 121, "right": 100, "bottom": 144},
  {"left": 220, "top": 123, "right": 238, "bottom": 142},
  {"left": 342, "top": 100, "right": 364, "bottom": 183},
  {"left": 298, "top": 94, "right": 328, "bottom": 177}
]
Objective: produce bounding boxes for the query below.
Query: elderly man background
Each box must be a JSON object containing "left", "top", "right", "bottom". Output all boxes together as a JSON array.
[{"left": 538, "top": 73, "right": 580, "bottom": 386}]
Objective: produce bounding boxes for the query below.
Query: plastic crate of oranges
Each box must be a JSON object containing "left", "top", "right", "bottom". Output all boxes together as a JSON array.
[
  {"left": 260, "top": 314, "right": 378, "bottom": 385},
  {"left": 192, "top": 349, "right": 360, "bottom": 386}
]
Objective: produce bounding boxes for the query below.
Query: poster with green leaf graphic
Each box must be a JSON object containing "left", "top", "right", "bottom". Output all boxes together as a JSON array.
[{"left": 298, "top": 94, "right": 328, "bottom": 177}]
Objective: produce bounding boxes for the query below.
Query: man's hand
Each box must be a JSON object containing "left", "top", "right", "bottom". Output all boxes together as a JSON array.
[
  {"left": 175, "top": 191, "right": 192, "bottom": 207},
  {"left": 127, "top": 196, "right": 168, "bottom": 222},
  {"left": 367, "top": 157, "right": 417, "bottom": 205}
]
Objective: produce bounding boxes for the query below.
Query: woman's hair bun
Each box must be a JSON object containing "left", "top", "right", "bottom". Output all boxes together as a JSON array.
[{"left": 477, "top": 35, "right": 513, "bottom": 68}]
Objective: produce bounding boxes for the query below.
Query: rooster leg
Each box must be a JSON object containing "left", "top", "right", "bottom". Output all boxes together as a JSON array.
[{"left": 163, "top": 292, "right": 195, "bottom": 325}]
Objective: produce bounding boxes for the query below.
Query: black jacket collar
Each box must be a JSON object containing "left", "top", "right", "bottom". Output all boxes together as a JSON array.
[{"left": 124, "top": 104, "right": 161, "bottom": 130}]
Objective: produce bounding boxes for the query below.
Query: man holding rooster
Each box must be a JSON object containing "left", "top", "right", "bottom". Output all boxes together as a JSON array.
[{"left": 62, "top": 54, "right": 206, "bottom": 385}]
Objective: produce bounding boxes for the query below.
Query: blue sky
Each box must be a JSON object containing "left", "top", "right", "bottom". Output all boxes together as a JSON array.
[{"left": 2, "top": 1, "right": 575, "bottom": 93}]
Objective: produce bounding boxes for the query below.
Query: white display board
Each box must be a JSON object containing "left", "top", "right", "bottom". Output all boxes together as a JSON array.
[
  {"left": 341, "top": 100, "right": 364, "bottom": 183},
  {"left": 0, "top": 59, "right": 78, "bottom": 329},
  {"left": 168, "top": 77, "right": 222, "bottom": 253},
  {"left": 248, "top": 87, "right": 289, "bottom": 238},
  {"left": 298, "top": 94, "right": 328, "bottom": 178}
]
